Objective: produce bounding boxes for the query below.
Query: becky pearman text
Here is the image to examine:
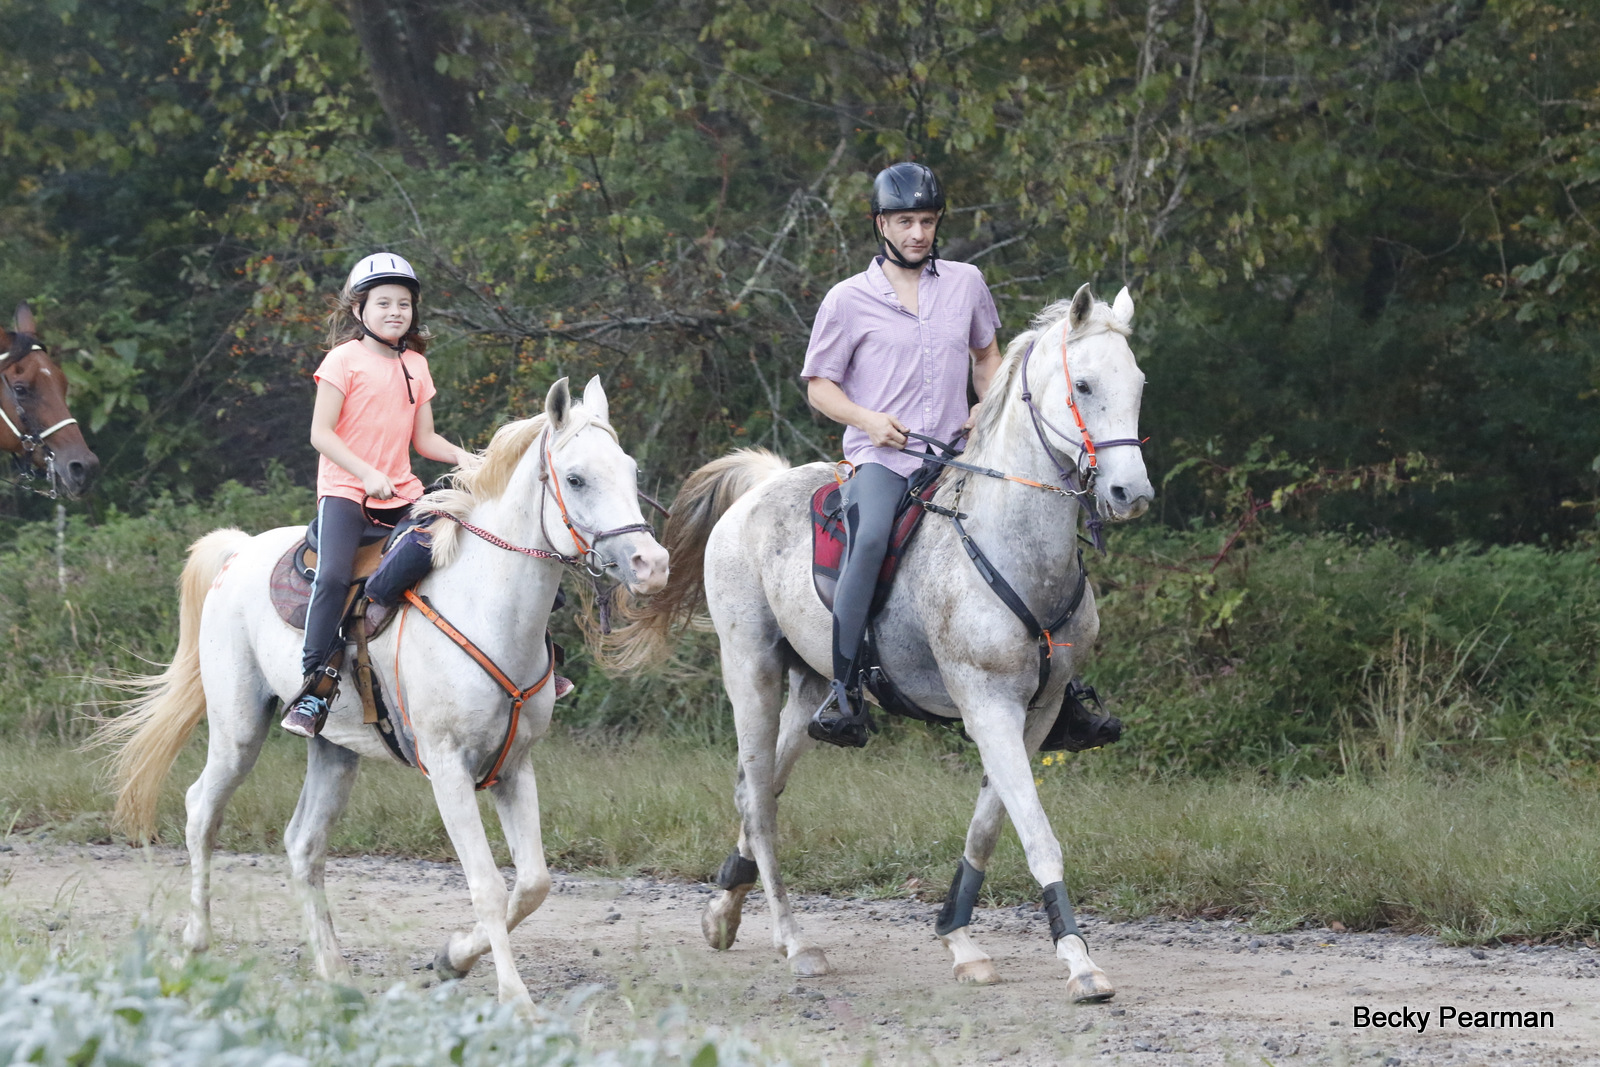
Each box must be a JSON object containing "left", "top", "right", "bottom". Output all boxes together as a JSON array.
[{"left": 1353, "top": 1006, "right": 1555, "bottom": 1032}]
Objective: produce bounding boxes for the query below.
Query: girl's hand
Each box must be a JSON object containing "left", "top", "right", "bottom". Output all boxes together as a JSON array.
[{"left": 362, "top": 470, "right": 397, "bottom": 500}]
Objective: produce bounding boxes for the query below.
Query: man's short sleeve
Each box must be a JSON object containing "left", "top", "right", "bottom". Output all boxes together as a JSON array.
[
  {"left": 313, "top": 346, "right": 351, "bottom": 394},
  {"left": 800, "top": 288, "right": 853, "bottom": 382},
  {"left": 968, "top": 269, "right": 1001, "bottom": 349}
]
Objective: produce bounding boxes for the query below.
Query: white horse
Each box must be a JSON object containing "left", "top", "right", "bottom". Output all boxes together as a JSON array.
[
  {"left": 96, "top": 377, "right": 668, "bottom": 1007},
  {"left": 610, "top": 285, "right": 1152, "bottom": 1001}
]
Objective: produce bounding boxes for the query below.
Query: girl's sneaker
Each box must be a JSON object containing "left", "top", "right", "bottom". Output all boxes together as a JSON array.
[{"left": 281, "top": 694, "right": 329, "bottom": 738}]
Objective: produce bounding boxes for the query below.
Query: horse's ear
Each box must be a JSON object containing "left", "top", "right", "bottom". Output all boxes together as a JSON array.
[
  {"left": 14, "top": 303, "right": 35, "bottom": 336},
  {"left": 1067, "top": 283, "right": 1094, "bottom": 332},
  {"left": 545, "top": 376, "right": 572, "bottom": 430},
  {"left": 0, "top": 327, "right": 11, "bottom": 369},
  {"left": 581, "top": 375, "right": 610, "bottom": 423},
  {"left": 1112, "top": 286, "right": 1134, "bottom": 327}
]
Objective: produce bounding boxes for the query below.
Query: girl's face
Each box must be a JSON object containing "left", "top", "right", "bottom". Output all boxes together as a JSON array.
[{"left": 355, "top": 284, "right": 414, "bottom": 345}]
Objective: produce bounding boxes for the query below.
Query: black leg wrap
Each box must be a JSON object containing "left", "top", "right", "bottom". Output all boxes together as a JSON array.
[
  {"left": 714, "top": 851, "right": 759, "bottom": 891},
  {"left": 1041, "top": 881, "right": 1081, "bottom": 944},
  {"left": 934, "top": 856, "right": 986, "bottom": 937}
]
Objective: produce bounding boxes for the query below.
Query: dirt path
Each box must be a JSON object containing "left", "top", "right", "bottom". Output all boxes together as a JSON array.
[{"left": 2, "top": 841, "right": 1595, "bottom": 1065}]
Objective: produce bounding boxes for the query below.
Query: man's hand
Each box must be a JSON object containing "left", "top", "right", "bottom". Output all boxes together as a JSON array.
[
  {"left": 862, "top": 410, "right": 909, "bottom": 449},
  {"left": 962, "top": 401, "right": 983, "bottom": 432}
]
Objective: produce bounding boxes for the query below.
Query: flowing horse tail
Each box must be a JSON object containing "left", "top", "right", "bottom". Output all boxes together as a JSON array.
[
  {"left": 91, "top": 528, "right": 251, "bottom": 842},
  {"left": 603, "top": 448, "right": 790, "bottom": 672}
]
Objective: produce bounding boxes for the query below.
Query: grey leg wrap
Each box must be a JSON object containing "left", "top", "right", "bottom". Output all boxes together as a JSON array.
[
  {"left": 934, "top": 857, "right": 986, "bottom": 937},
  {"left": 715, "top": 851, "right": 760, "bottom": 890},
  {"left": 1041, "top": 881, "right": 1081, "bottom": 943}
]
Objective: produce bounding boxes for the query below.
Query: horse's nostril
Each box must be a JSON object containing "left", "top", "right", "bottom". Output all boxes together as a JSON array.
[{"left": 1110, "top": 485, "right": 1127, "bottom": 502}]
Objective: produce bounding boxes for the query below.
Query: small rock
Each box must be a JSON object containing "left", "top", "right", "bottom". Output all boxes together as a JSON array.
[
  {"left": 1110, "top": 1008, "right": 1126, "bottom": 1016},
  {"left": 1471, "top": 949, "right": 1488, "bottom": 960},
  {"left": 1330, "top": 921, "right": 1347, "bottom": 932},
  {"left": 1383, "top": 1059, "right": 1401, "bottom": 1066},
  {"left": 1281, "top": 969, "right": 1293, "bottom": 976},
  {"left": 605, "top": 912, "right": 622, "bottom": 923},
  {"left": 592, "top": 948, "right": 600, "bottom": 957},
  {"left": 1249, "top": 938, "right": 1262, "bottom": 951}
]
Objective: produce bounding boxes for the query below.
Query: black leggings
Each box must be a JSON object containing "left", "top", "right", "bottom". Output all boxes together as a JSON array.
[
  {"left": 301, "top": 496, "right": 409, "bottom": 674},
  {"left": 832, "top": 462, "right": 908, "bottom": 680}
]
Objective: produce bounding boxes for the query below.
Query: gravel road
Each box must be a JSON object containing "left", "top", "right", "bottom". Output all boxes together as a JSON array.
[{"left": 2, "top": 841, "right": 1594, "bottom": 1065}]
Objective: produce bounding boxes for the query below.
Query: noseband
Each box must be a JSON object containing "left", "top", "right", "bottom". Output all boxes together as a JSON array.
[
  {"left": 0, "top": 339, "right": 79, "bottom": 498},
  {"left": 1017, "top": 328, "right": 1145, "bottom": 549},
  {"left": 537, "top": 427, "right": 655, "bottom": 578}
]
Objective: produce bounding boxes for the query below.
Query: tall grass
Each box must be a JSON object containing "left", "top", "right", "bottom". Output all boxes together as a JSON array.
[{"left": 6, "top": 730, "right": 1599, "bottom": 943}]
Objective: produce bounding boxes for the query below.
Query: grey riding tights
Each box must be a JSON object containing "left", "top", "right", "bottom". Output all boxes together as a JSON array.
[{"left": 832, "top": 462, "right": 909, "bottom": 681}]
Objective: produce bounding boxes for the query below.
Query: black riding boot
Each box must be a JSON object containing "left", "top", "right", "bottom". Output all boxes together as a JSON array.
[{"left": 808, "top": 630, "right": 873, "bottom": 748}]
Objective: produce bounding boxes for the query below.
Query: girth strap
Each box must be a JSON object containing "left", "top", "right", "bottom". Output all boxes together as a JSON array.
[{"left": 400, "top": 589, "right": 555, "bottom": 790}]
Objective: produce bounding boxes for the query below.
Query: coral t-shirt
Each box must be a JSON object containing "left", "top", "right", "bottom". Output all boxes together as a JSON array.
[{"left": 312, "top": 339, "right": 437, "bottom": 504}]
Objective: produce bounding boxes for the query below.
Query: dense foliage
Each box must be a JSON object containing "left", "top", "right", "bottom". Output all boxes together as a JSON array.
[
  {"left": 6, "top": 480, "right": 1599, "bottom": 781},
  {"left": 0, "top": 0, "right": 1597, "bottom": 546}
]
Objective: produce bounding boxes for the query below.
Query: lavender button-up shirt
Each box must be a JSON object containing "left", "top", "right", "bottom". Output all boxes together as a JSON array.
[{"left": 801, "top": 258, "right": 1001, "bottom": 478}]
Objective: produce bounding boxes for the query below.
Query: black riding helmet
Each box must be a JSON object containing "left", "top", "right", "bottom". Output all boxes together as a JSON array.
[{"left": 871, "top": 162, "right": 945, "bottom": 273}]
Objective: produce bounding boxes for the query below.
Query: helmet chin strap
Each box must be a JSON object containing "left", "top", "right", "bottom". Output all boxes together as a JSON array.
[
  {"left": 878, "top": 224, "right": 940, "bottom": 276},
  {"left": 355, "top": 318, "right": 417, "bottom": 404}
]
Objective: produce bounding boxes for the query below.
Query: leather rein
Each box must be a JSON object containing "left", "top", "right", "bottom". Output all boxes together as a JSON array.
[{"left": 0, "top": 339, "right": 79, "bottom": 499}]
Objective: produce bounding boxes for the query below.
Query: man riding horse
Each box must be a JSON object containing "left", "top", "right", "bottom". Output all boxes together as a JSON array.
[{"left": 803, "top": 163, "right": 1115, "bottom": 748}]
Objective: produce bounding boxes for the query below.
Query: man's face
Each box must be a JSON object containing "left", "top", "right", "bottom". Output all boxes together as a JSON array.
[{"left": 878, "top": 209, "right": 941, "bottom": 259}]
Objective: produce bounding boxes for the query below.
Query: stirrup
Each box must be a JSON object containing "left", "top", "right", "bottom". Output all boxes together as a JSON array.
[
  {"left": 1041, "top": 680, "right": 1123, "bottom": 752},
  {"left": 281, "top": 693, "right": 330, "bottom": 739},
  {"left": 808, "top": 679, "right": 874, "bottom": 749}
]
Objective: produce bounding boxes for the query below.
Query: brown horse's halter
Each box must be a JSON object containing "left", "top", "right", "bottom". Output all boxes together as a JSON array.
[{"left": 0, "top": 339, "right": 79, "bottom": 498}]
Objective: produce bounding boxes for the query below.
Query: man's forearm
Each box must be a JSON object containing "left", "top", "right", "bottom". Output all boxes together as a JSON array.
[{"left": 806, "top": 377, "right": 876, "bottom": 432}]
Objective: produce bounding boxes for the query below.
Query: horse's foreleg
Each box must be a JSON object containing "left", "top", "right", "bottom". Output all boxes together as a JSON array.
[
  {"left": 704, "top": 668, "right": 821, "bottom": 956},
  {"left": 182, "top": 686, "right": 272, "bottom": 955},
  {"left": 284, "top": 736, "right": 360, "bottom": 981},
  {"left": 938, "top": 786, "right": 1006, "bottom": 985},
  {"left": 436, "top": 759, "right": 551, "bottom": 977},
  {"left": 939, "top": 705, "right": 1055, "bottom": 985},
  {"left": 428, "top": 756, "right": 531, "bottom": 1008},
  {"left": 960, "top": 698, "right": 1114, "bottom": 1003}
]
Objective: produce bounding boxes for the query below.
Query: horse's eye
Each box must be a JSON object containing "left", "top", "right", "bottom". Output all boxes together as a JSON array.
[
  {"left": 1077, "top": 381, "right": 1093, "bottom": 396},
  {"left": 566, "top": 474, "right": 584, "bottom": 490},
  {"left": 10, "top": 382, "right": 28, "bottom": 398}
]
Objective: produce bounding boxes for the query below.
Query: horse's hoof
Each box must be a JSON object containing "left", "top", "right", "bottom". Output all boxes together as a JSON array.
[
  {"left": 182, "top": 921, "right": 210, "bottom": 955},
  {"left": 702, "top": 898, "right": 743, "bottom": 951},
  {"left": 789, "top": 947, "right": 831, "bottom": 977},
  {"left": 1067, "top": 969, "right": 1116, "bottom": 1003},
  {"left": 433, "top": 941, "right": 470, "bottom": 981},
  {"left": 954, "top": 959, "right": 1001, "bottom": 985}
]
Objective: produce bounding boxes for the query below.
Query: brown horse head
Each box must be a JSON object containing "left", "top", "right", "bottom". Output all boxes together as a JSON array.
[{"left": 0, "top": 303, "right": 99, "bottom": 498}]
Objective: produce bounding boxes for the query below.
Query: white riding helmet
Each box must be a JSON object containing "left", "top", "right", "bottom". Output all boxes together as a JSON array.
[{"left": 346, "top": 252, "right": 420, "bottom": 297}]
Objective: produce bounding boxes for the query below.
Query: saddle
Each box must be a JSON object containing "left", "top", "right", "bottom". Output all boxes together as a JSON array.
[
  {"left": 809, "top": 465, "right": 1121, "bottom": 753},
  {"left": 810, "top": 475, "right": 940, "bottom": 615}
]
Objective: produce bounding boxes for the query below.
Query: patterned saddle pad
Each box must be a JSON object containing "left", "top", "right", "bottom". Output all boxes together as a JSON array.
[
  {"left": 269, "top": 539, "right": 393, "bottom": 637},
  {"left": 810, "top": 476, "right": 940, "bottom": 614}
]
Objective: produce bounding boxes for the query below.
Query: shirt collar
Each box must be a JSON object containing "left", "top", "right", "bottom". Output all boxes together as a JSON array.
[{"left": 865, "top": 256, "right": 934, "bottom": 306}]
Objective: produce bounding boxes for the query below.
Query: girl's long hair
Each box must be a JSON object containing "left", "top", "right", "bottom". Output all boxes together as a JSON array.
[{"left": 323, "top": 280, "right": 431, "bottom": 353}]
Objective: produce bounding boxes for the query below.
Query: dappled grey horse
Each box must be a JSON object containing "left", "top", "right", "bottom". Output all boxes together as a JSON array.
[{"left": 611, "top": 285, "right": 1152, "bottom": 1000}]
